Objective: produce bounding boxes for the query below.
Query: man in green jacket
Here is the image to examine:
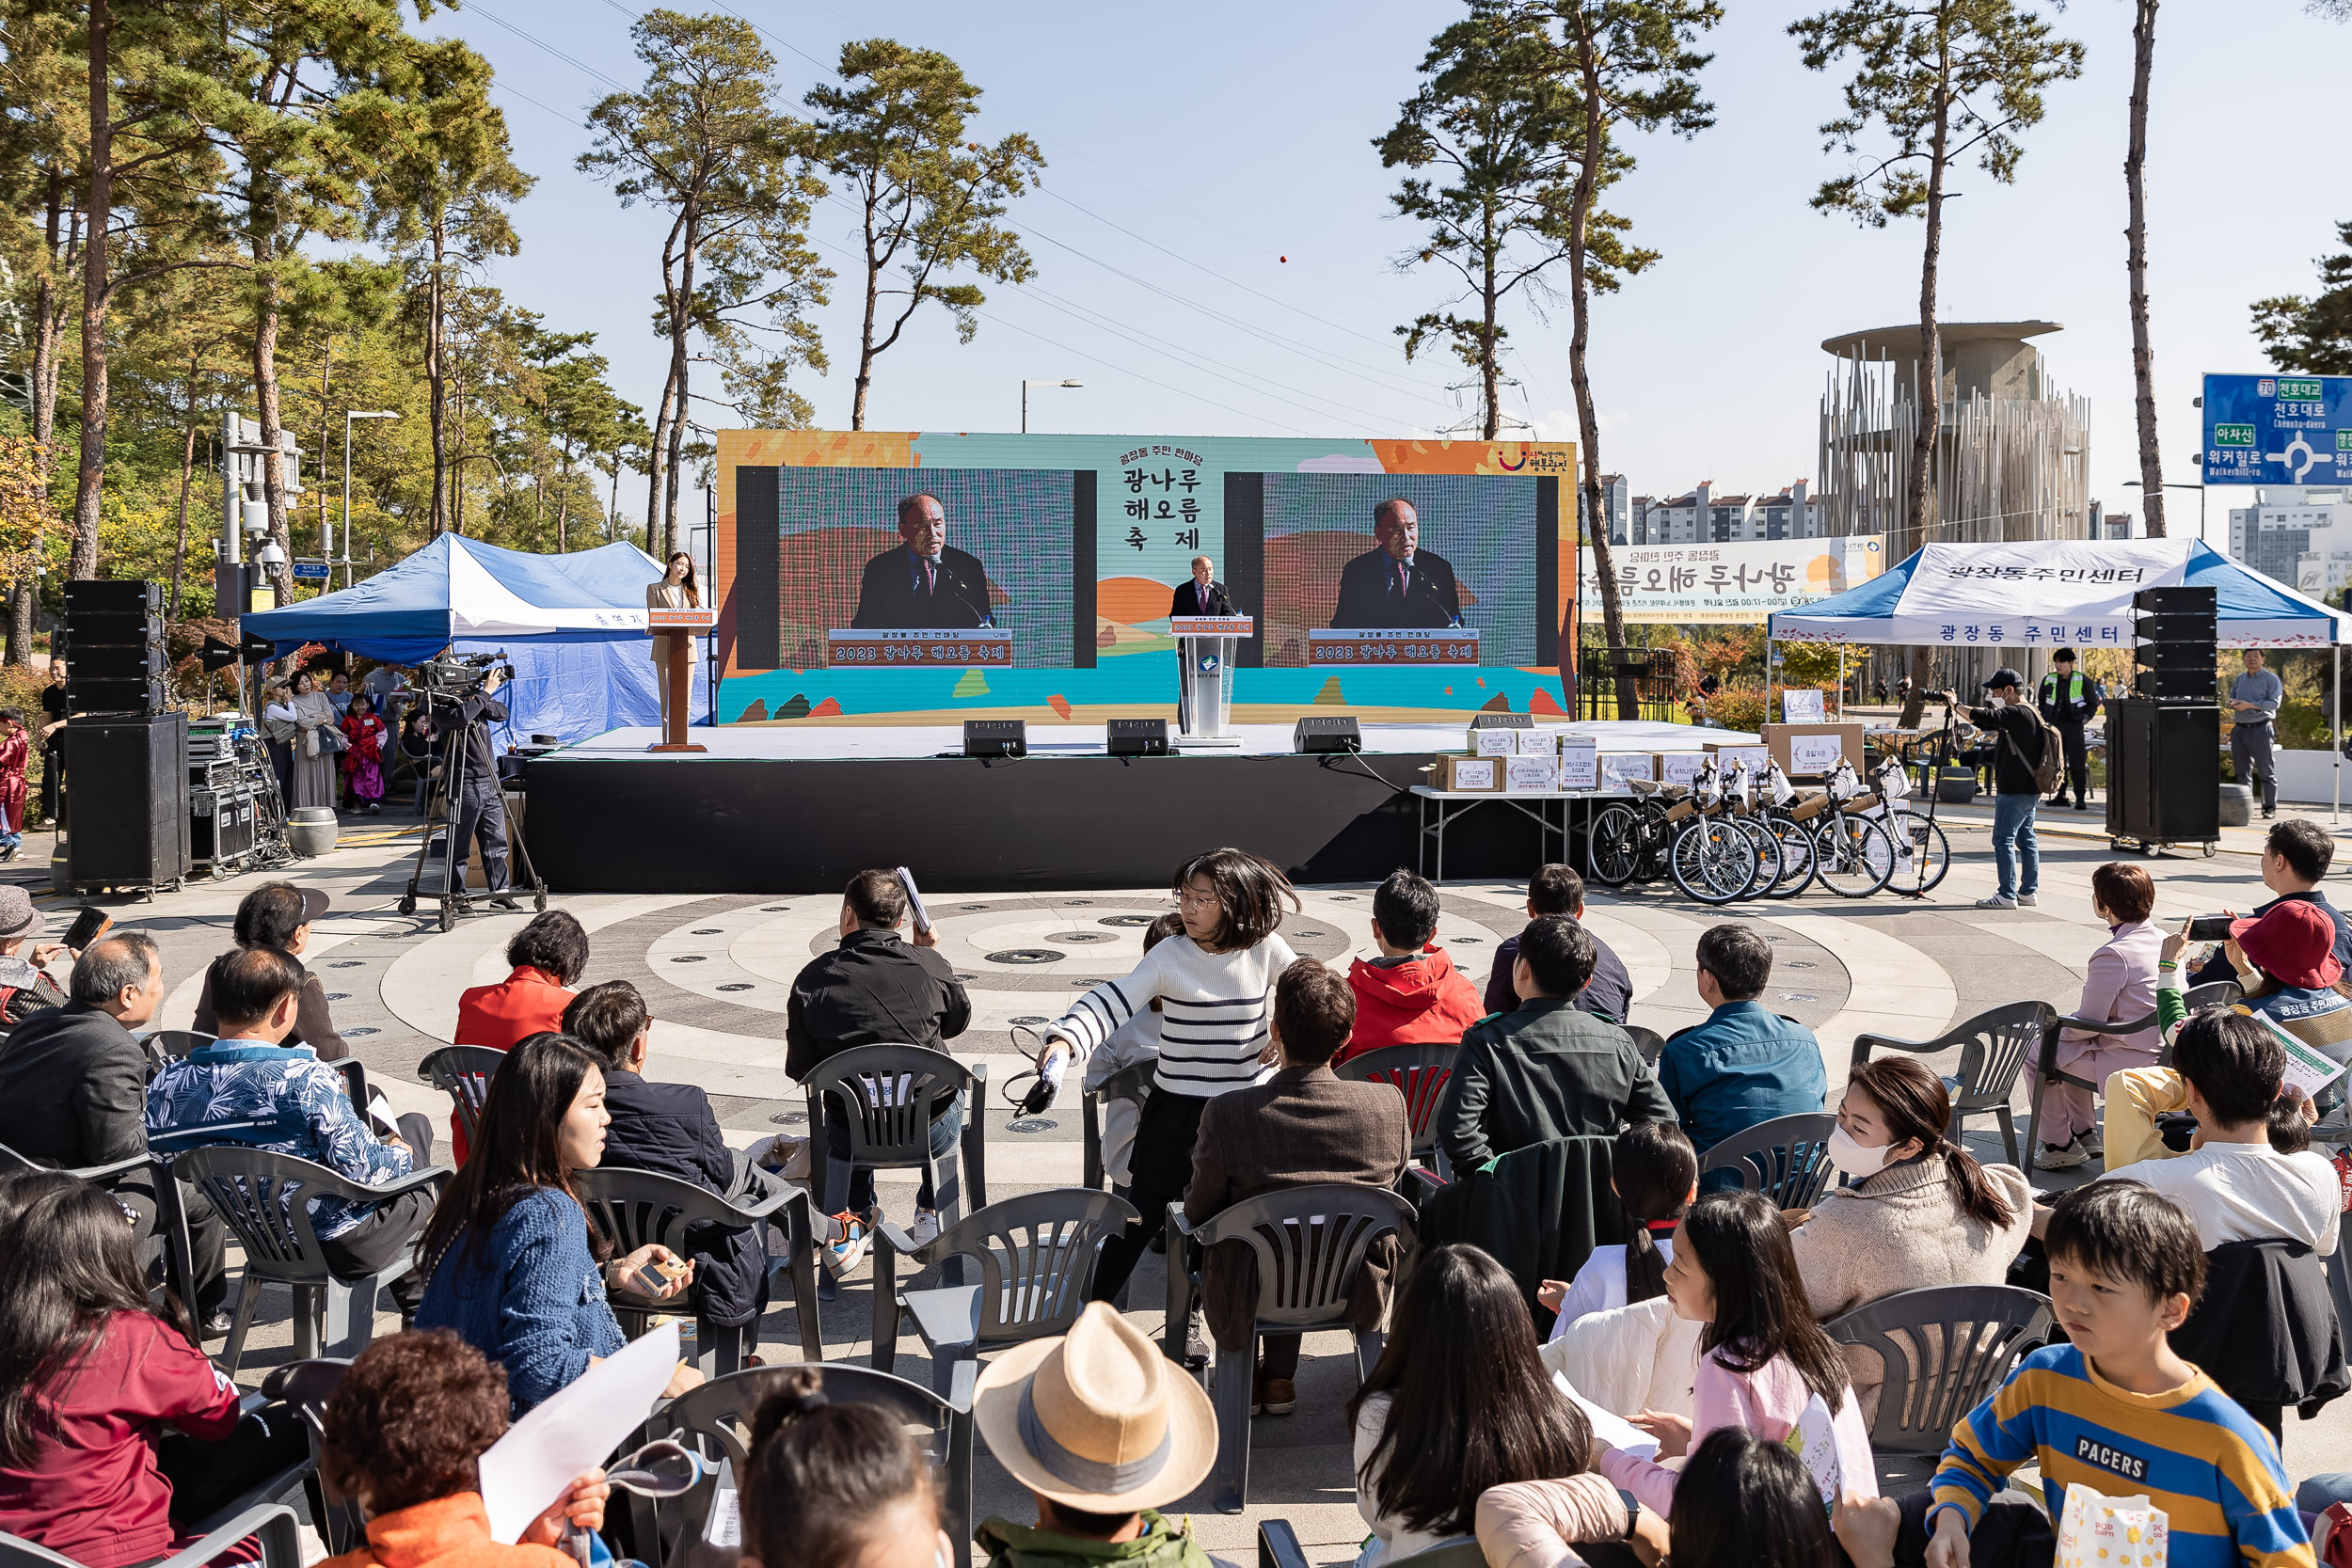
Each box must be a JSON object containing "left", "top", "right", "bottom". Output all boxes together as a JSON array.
[
  {"left": 1435, "top": 913, "right": 1677, "bottom": 1170},
  {"left": 973, "top": 1302, "right": 1241, "bottom": 1568}
]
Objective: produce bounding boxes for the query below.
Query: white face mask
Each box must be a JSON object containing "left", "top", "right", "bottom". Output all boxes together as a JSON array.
[
  {"left": 1827, "top": 1124, "right": 1893, "bottom": 1178},
  {"left": 1983, "top": 693, "right": 2005, "bottom": 708}
]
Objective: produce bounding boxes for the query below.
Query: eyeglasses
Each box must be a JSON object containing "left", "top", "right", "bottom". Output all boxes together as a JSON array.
[{"left": 1177, "top": 889, "right": 1221, "bottom": 911}]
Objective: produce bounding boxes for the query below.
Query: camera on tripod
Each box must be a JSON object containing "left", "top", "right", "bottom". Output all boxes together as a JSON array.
[{"left": 417, "top": 649, "right": 515, "bottom": 698}]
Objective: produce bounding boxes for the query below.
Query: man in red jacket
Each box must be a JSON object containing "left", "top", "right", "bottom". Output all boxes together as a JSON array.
[{"left": 1338, "top": 868, "right": 1486, "bottom": 1065}]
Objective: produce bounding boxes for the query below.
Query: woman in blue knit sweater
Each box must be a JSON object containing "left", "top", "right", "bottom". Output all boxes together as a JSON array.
[{"left": 416, "top": 1033, "right": 701, "bottom": 1413}]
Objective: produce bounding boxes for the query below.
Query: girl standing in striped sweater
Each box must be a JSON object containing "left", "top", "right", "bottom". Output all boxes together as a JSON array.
[{"left": 1037, "top": 847, "right": 1300, "bottom": 1308}]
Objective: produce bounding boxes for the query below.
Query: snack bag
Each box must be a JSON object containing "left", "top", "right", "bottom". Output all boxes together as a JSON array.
[{"left": 2055, "top": 1484, "right": 2167, "bottom": 1568}]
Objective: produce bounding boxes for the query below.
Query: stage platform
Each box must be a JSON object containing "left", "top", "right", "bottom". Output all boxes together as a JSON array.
[{"left": 522, "top": 719, "right": 1756, "bottom": 894}]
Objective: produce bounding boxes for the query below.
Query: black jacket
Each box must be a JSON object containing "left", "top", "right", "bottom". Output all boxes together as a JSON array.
[
  {"left": 2037, "top": 671, "right": 2101, "bottom": 727},
  {"left": 1964, "top": 702, "right": 2047, "bottom": 796},
  {"left": 1435, "top": 996, "right": 1677, "bottom": 1170},
  {"left": 0, "top": 1002, "right": 150, "bottom": 1172},
  {"left": 1418, "top": 1134, "right": 1625, "bottom": 1325},
  {"left": 787, "top": 928, "right": 972, "bottom": 1082},
  {"left": 1484, "top": 932, "right": 1634, "bottom": 1022},
  {"left": 2171, "top": 1237, "right": 2348, "bottom": 1416},
  {"left": 1168, "top": 579, "right": 1234, "bottom": 618},
  {"left": 1331, "top": 547, "right": 1461, "bottom": 629},
  {"left": 599, "top": 1068, "right": 768, "bottom": 1329},
  {"left": 850, "top": 545, "right": 994, "bottom": 630}
]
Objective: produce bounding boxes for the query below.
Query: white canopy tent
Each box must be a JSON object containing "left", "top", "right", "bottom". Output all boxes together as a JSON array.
[{"left": 1764, "top": 537, "right": 2352, "bottom": 816}]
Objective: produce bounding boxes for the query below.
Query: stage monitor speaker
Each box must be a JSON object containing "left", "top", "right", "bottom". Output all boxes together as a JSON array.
[
  {"left": 1294, "top": 715, "right": 1363, "bottom": 754},
  {"left": 2106, "top": 698, "right": 2219, "bottom": 844},
  {"left": 1106, "top": 717, "right": 1168, "bottom": 756},
  {"left": 962, "top": 719, "right": 1026, "bottom": 758},
  {"left": 65, "top": 713, "right": 189, "bottom": 888},
  {"left": 1468, "top": 712, "right": 1532, "bottom": 730}
]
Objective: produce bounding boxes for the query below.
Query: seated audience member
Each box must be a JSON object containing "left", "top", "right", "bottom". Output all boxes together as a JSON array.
[
  {"left": 149, "top": 947, "right": 437, "bottom": 1318},
  {"left": 740, "top": 1366, "right": 957, "bottom": 1568},
  {"left": 1790, "top": 1057, "right": 2029, "bottom": 1414},
  {"left": 787, "top": 868, "right": 972, "bottom": 1262},
  {"left": 2106, "top": 903, "right": 2352, "bottom": 1168},
  {"left": 0, "top": 931, "right": 229, "bottom": 1325},
  {"left": 1836, "top": 1181, "right": 2308, "bottom": 1568},
  {"left": 970, "top": 1303, "right": 1234, "bottom": 1568},
  {"left": 454, "top": 910, "right": 591, "bottom": 1051},
  {"left": 1538, "top": 1119, "right": 1696, "bottom": 1337},
  {"left": 317, "top": 1330, "right": 610, "bottom": 1568},
  {"left": 1592, "top": 1190, "right": 1875, "bottom": 1516},
  {"left": 563, "top": 979, "right": 786, "bottom": 1343},
  {"left": 416, "top": 1032, "right": 699, "bottom": 1413},
  {"left": 0, "top": 886, "right": 67, "bottom": 1027},
  {"left": 1358, "top": 1244, "right": 1662, "bottom": 1566},
  {"left": 0, "top": 1180, "right": 308, "bottom": 1566},
  {"left": 190, "top": 880, "right": 349, "bottom": 1059},
  {"left": 1339, "top": 868, "right": 1486, "bottom": 1065},
  {"left": 1658, "top": 924, "right": 1826, "bottom": 1183},
  {"left": 1187, "top": 958, "right": 1408, "bottom": 1417},
  {"left": 1484, "top": 863, "right": 1634, "bottom": 1022},
  {"left": 2037, "top": 862, "right": 2162, "bottom": 1170},
  {"left": 1437, "top": 914, "right": 1675, "bottom": 1171},
  {"left": 1080, "top": 911, "right": 1183, "bottom": 1194},
  {"left": 2191, "top": 816, "right": 2352, "bottom": 989},
  {"left": 1486, "top": 1426, "right": 1835, "bottom": 1568}
]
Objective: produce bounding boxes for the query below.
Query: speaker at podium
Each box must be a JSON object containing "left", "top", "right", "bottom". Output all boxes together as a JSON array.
[{"left": 1168, "top": 614, "right": 1251, "bottom": 747}]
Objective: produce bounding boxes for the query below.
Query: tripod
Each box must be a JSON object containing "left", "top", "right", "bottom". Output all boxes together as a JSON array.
[{"left": 397, "top": 698, "right": 546, "bottom": 931}]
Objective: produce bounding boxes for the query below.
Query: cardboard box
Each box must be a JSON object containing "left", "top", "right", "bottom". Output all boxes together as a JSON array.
[
  {"left": 1657, "top": 751, "right": 1711, "bottom": 787},
  {"left": 1763, "top": 721, "right": 1865, "bottom": 778},
  {"left": 1518, "top": 729, "right": 1561, "bottom": 757},
  {"left": 1430, "top": 755, "right": 1502, "bottom": 792},
  {"left": 1557, "top": 737, "right": 1599, "bottom": 791},
  {"left": 1706, "top": 742, "right": 1772, "bottom": 772},
  {"left": 1471, "top": 727, "right": 1519, "bottom": 758},
  {"left": 1504, "top": 755, "right": 1559, "bottom": 793},
  {"left": 1599, "top": 752, "right": 1654, "bottom": 792}
]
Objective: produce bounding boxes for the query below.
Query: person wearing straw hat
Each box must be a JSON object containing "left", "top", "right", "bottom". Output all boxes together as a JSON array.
[{"left": 972, "top": 1302, "right": 1233, "bottom": 1568}]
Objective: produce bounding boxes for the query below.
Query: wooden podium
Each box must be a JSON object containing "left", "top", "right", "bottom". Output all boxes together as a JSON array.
[{"left": 649, "top": 606, "right": 716, "bottom": 752}]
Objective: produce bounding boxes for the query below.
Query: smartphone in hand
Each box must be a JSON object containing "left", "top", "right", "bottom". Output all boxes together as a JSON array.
[
  {"left": 64, "top": 907, "right": 110, "bottom": 952},
  {"left": 2186, "top": 914, "right": 2235, "bottom": 942}
]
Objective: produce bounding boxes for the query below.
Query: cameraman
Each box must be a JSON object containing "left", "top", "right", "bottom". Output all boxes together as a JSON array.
[{"left": 421, "top": 658, "right": 520, "bottom": 911}]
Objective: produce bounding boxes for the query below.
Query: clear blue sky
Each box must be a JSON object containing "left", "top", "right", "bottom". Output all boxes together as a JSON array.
[{"left": 421, "top": 0, "right": 2352, "bottom": 540}]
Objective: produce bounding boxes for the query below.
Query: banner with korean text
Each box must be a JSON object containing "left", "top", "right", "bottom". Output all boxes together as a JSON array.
[{"left": 1581, "top": 537, "right": 1887, "bottom": 625}]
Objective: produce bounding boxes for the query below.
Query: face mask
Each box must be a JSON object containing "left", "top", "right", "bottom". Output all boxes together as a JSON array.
[
  {"left": 1827, "top": 1124, "right": 1892, "bottom": 1178},
  {"left": 1983, "top": 693, "right": 2005, "bottom": 708}
]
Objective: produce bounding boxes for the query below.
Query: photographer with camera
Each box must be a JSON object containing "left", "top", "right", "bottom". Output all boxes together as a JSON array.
[{"left": 417, "top": 654, "right": 521, "bottom": 912}]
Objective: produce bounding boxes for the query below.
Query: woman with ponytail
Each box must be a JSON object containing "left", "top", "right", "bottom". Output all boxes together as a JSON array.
[
  {"left": 1789, "top": 1055, "right": 2031, "bottom": 1416},
  {"left": 737, "top": 1368, "right": 946, "bottom": 1568},
  {"left": 1539, "top": 1121, "right": 1697, "bottom": 1337}
]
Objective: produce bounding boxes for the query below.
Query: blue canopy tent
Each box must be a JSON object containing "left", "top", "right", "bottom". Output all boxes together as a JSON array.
[{"left": 241, "top": 534, "right": 707, "bottom": 744}]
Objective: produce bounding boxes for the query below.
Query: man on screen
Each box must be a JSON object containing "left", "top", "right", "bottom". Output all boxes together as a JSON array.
[
  {"left": 1330, "top": 497, "right": 1462, "bottom": 629},
  {"left": 850, "top": 492, "right": 996, "bottom": 630},
  {"left": 1168, "top": 555, "right": 1234, "bottom": 618}
]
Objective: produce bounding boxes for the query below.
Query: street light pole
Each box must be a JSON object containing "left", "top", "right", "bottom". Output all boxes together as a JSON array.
[
  {"left": 343, "top": 410, "right": 398, "bottom": 590},
  {"left": 1020, "top": 378, "right": 1084, "bottom": 434},
  {"left": 2121, "top": 479, "right": 2205, "bottom": 545}
]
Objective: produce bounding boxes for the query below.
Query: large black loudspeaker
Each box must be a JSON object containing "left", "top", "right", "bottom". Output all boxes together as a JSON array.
[
  {"left": 65, "top": 579, "right": 167, "bottom": 718},
  {"left": 2106, "top": 584, "right": 2220, "bottom": 847},
  {"left": 66, "top": 714, "right": 190, "bottom": 888},
  {"left": 2130, "top": 585, "right": 2217, "bottom": 703}
]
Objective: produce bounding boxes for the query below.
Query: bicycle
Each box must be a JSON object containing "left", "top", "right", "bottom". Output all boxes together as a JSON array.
[
  {"left": 1588, "top": 781, "right": 1691, "bottom": 887},
  {"left": 1808, "top": 759, "right": 1900, "bottom": 898},
  {"left": 1668, "top": 757, "right": 1777, "bottom": 905},
  {"left": 1751, "top": 760, "right": 1822, "bottom": 899},
  {"left": 1860, "top": 752, "right": 1951, "bottom": 895}
]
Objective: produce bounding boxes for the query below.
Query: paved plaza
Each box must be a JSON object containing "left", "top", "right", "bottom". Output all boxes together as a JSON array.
[{"left": 21, "top": 810, "right": 2352, "bottom": 1563}]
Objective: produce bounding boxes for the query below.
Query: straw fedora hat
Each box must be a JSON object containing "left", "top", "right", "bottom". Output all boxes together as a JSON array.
[{"left": 972, "top": 1302, "right": 1216, "bottom": 1514}]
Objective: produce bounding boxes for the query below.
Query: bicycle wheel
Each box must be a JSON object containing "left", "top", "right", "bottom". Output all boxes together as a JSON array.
[
  {"left": 1758, "top": 808, "right": 1819, "bottom": 899},
  {"left": 1587, "top": 802, "right": 1645, "bottom": 886},
  {"left": 1812, "top": 813, "right": 1897, "bottom": 898},
  {"left": 1732, "top": 815, "right": 1783, "bottom": 900},
  {"left": 1670, "top": 816, "right": 1757, "bottom": 905},
  {"left": 1884, "top": 809, "right": 1950, "bottom": 894}
]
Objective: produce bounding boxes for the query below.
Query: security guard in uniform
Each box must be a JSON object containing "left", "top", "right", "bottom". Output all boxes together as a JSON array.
[{"left": 2036, "top": 648, "right": 2102, "bottom": 811}]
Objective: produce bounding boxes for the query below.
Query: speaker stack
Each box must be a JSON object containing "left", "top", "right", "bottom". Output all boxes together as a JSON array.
[
  {"left": 63, "top": 580, "right": 190, "bottom": 893},
  {"left": 2105, "top": 583, "right": 2220, "bottom": 852}
]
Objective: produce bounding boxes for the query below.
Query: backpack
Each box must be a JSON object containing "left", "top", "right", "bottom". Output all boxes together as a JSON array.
[{"left": 1999, "top": 705, "right": 2065, "bottom": 796}]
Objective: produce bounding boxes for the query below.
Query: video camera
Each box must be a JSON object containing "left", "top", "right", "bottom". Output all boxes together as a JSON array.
[{"left": 415, "top": 649, "right": 516, "bottom": 698}]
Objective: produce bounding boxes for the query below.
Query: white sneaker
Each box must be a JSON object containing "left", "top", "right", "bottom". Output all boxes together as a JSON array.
[
  {"left": 1977, "top": 894, "right": 2017, "bottom": 910},
  {"left": 2034, "top": 1138, "right": 2090, "bottom": 1171},
  {"left": 907, "top": 1210, "right": 942, "bottom": 1249},
  {"left": 2015, "top": 893, "right": 2039, "bottom": 908},
  {"left": 823, "top": 1212, "right": 871, "bottom": 1276}
]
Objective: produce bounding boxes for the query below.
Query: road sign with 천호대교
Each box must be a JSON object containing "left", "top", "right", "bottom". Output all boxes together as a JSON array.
[{"left": 2202, "top": 372, "right": 2352, "bottom": 485}]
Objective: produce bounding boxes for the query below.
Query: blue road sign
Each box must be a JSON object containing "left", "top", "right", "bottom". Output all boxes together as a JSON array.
[
  {"left": 2202, "top": 372, "right": 2352, "bottom": 485},
  {"left": 292, "top": 560, "right": 330, "bottom": 580}
]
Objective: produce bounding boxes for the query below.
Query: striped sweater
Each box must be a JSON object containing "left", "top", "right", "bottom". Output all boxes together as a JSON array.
[
  {"left": 1046, "top": 932, "right": 1297, "bottom": 1097},
  {"left": 1930, "top": 1344, "right": 2311, "bottom": 1568}
]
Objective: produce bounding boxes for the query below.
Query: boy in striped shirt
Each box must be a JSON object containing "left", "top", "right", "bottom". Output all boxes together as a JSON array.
[{"left": 1836, "top": 1181, "right": 2311, "bottom": 1568}]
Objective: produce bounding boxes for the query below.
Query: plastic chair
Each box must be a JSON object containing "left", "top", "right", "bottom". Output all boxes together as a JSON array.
[
  {"left": 1165, "top": 1181, "right": 1417, "bottom": 1513},
  {"left": 1851, "top": 1001, "right": 2055, "bottom": 1166},
  {"left": 141, "top": 1030, "right": 216, "bottom": 1077},
  {"left": 801, "top": 1044, "right": 988, "bottom": 1226},
  {"left": 872, "top": 1187, "right": 1138, "bottom": 1395},
  {"left": 570, "top": 1164, "right": 822, "bottom": 1372},
  {"left": 0, "top": 1142, "right": 150, "bottom": 1183},
  {"left": 0, "top": 1507, "right": 302, "bottom": 1568},
  {"left": 417, "top": 1045, "right": 504, "bottom": 1149},
  {"left": 629, "top": 1361, "right": 978, "bottom": 1555},
  {"left": 1825, "top": 1284, "right": 2054, "bottom": 1455},
  {"left": 1698, "top": 1113, "right": 1838, "bottom": 1208},
  {"left": 258, "top": 1359, "right": 364, "bottom": 1558},
  {"left": 1623, "top": 1024, "right": 1667, "bottom": 1068},
  {"left": 169, "top": 1146, "right": 453, "bottom": 1377},
  {"left": 1256, "top": 1524, "right": 1486, "bottom": 1568},
  {"left": 1334, "top": 1042, "right": 1458, "bottom": 1164},
  {"left": 1080, "top": 1056, "right": 1155, "bottom": 1191},
  {"left": 2018, "top": 980, "right": 2245, "bottom": 1156}
]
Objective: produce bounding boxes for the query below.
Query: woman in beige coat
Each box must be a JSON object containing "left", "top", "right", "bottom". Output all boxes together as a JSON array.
[
  {"left": 645, "top": 550, "right": 700, "bottom": 712},
  {"left": 1790, "top": 1055, "right": 2031, "bottom": 1415}
]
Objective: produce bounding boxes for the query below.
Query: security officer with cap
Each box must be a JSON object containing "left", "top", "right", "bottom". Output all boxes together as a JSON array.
[{"left": 2036, "top": 649, "right": 2101, "bottom": 812}]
